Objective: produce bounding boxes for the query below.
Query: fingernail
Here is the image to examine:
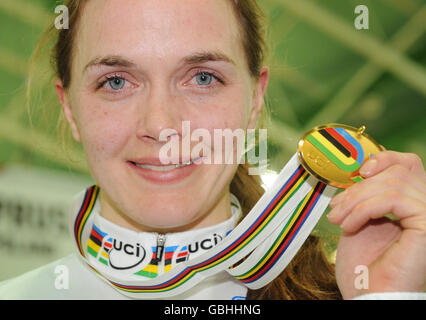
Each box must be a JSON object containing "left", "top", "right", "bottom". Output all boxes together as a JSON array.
[
  {"left": 341, "top": 218, "right": 350, "bottom": 231},
  {"left": 327, "top": 204, "right": 340, "bottom": 221},
  {"left": 360, "top": 158, "right": 377, "bottom": 176},
  {"left": 329, "top": 191, "right": 346, "bottom": 208}
]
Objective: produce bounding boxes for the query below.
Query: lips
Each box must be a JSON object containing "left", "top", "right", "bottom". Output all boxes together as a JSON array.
[
  {"left": 129, "top": 158, "right": 194, "bottom": 171},
  {"left": 127, "top": 157, "right": 203, "bottom": 184},
  {"left": 134, "top": 162, "right": 190, "bottom": 171}
]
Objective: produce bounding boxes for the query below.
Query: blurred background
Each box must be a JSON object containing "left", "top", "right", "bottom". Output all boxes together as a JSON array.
[{"left": 0, "top": 0, "right": 425, "bottom": 281}]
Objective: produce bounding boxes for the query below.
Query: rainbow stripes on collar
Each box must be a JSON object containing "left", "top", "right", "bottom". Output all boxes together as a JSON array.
[
  {"left": 71, "top": 154, "right": 335, "bottom": 298},
  {"left": 74, "top": 185, "right": 100, "bottom": 257}
]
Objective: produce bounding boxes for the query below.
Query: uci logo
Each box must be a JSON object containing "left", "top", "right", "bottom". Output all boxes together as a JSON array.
[
  {"left": 188, "top": 233, "right": 223, "bottom": 253},
  {"left": 108, "top": 239, "right": 146, "bottom": 270}
]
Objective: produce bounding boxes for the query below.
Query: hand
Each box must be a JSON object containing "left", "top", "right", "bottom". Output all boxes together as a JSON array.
[{"left": 327, "top": 150, "right": 426, "bottom": 299}]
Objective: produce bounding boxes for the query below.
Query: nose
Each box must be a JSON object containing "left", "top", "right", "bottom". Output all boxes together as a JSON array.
[{"left": 135, "top": 86, "right": 182, "bottom": 143}]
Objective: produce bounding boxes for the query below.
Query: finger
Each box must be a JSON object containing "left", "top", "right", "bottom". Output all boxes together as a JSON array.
[
  {"left": 328, "top": 179, "right": 426, "bottom": 225},
  {"left": 340, "top": 193, "right": 426, "bottom": 234},
  {"left": 360, "top": 151, "right": 426, "bottom": 179},
  {"left": 330, "top": 163, "right": 426, "bottom": 209}
]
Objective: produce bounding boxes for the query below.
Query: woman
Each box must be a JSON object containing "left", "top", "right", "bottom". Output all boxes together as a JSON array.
[{"left": 0, "top": 0, "right": 424, "bottom": 300}]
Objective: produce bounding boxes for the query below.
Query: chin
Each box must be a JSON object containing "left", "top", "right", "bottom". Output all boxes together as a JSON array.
[{"left": 131, "top": 205, "right": 203, "bottom": 232}]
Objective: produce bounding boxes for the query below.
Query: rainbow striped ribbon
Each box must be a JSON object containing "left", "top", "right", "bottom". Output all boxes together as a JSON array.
[
  {"left": 228, "top": 181, "right": 334, "bottom": 288},
  {"left": 71, "top": 154, "right": 336, "bottom": 298}
]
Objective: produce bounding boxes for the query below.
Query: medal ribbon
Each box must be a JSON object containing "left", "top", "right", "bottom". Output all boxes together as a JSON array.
[{"left": 71, "top": 153, "right": 336, "bottom": 298}]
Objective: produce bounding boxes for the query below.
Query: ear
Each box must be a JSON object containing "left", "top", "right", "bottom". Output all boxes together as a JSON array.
[
  {"left": 55, "top": 78, "right": 81, "bottom": 142},
  {"left": 247, "top": 65, "right": 269, "bottom": 130}
]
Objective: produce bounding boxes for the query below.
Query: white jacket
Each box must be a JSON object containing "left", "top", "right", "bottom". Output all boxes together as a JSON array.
[{"left": 0, "top": 188, "right": 424, "bottom": 300}]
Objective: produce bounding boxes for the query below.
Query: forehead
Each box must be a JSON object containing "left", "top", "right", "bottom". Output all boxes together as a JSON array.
[{"left": 74, "top": 0, "right": 244, "bottom": 70}]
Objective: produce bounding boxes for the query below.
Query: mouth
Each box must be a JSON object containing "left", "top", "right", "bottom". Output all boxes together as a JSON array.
[
  {"left": 128, "top": 157, "right": 202, "bottom": 172},
  {"left": 130, "top": 160, "right": 194, "bottom": 172},
  {"left": 126, "top": 157, "right": 203, "bottom": 184}
]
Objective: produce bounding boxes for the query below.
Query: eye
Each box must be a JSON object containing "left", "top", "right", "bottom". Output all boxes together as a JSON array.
[
  {"left": 195, "top": 72, "right": 214, "bottom": 86},
  {"left": 95, "top": 73, "right": 137, "bottom": 95},
  {"left": 107, "top": 77, "right": 126, "bottom": 90},
  {"left": 187, "top": 70, "right": 224, "bottom": 89}
]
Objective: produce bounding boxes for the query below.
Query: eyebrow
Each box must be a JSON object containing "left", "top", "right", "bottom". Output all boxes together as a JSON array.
[
  {"left": 83, "top": 55, "right": 136, "bottom": 73},
  {"left": 182, "top": 50, "right": 236, "bottom": 66},
  {"left": 83, "top": 50, "right": 236, "bottom": 73}
]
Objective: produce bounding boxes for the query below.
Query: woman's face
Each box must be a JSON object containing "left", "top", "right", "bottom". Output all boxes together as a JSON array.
[{"left": 58, "top": 0, "right": 268, "bottom": 232}]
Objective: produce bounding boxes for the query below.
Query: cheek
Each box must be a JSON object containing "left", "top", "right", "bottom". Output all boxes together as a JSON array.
[
  {"left": 194, "top": 111, "right": 244, "bottom": 133},
  {"left": 189, "top": 97, "right": 249, "bottom": 165},
  {"left": 77, "top": 103, "right": 134, "bottom": 163},
  {"left": 192, "top": 89, "right": 250, "bottom": 131}
]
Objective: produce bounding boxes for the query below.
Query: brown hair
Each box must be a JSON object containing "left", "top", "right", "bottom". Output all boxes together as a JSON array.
[
  {"left": 228, "top": 0, "right": 341, "bottom": 299},
  {"left": 40, "top": 0, "right": 341, "bottom": 299}
]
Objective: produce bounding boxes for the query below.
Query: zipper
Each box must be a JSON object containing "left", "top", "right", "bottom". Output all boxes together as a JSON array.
[{"left": 154, "top": 233, "right": 166, "bottom": 263}]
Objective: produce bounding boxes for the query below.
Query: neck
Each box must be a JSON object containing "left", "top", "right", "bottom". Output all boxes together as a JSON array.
[{"left": 99, "top": 187, "right": 233, "bottom": 234}]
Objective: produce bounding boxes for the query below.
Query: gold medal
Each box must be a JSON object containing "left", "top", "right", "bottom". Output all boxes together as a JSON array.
[{"left": 297, "top": 123, "right": 382, "bottom": 189}]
